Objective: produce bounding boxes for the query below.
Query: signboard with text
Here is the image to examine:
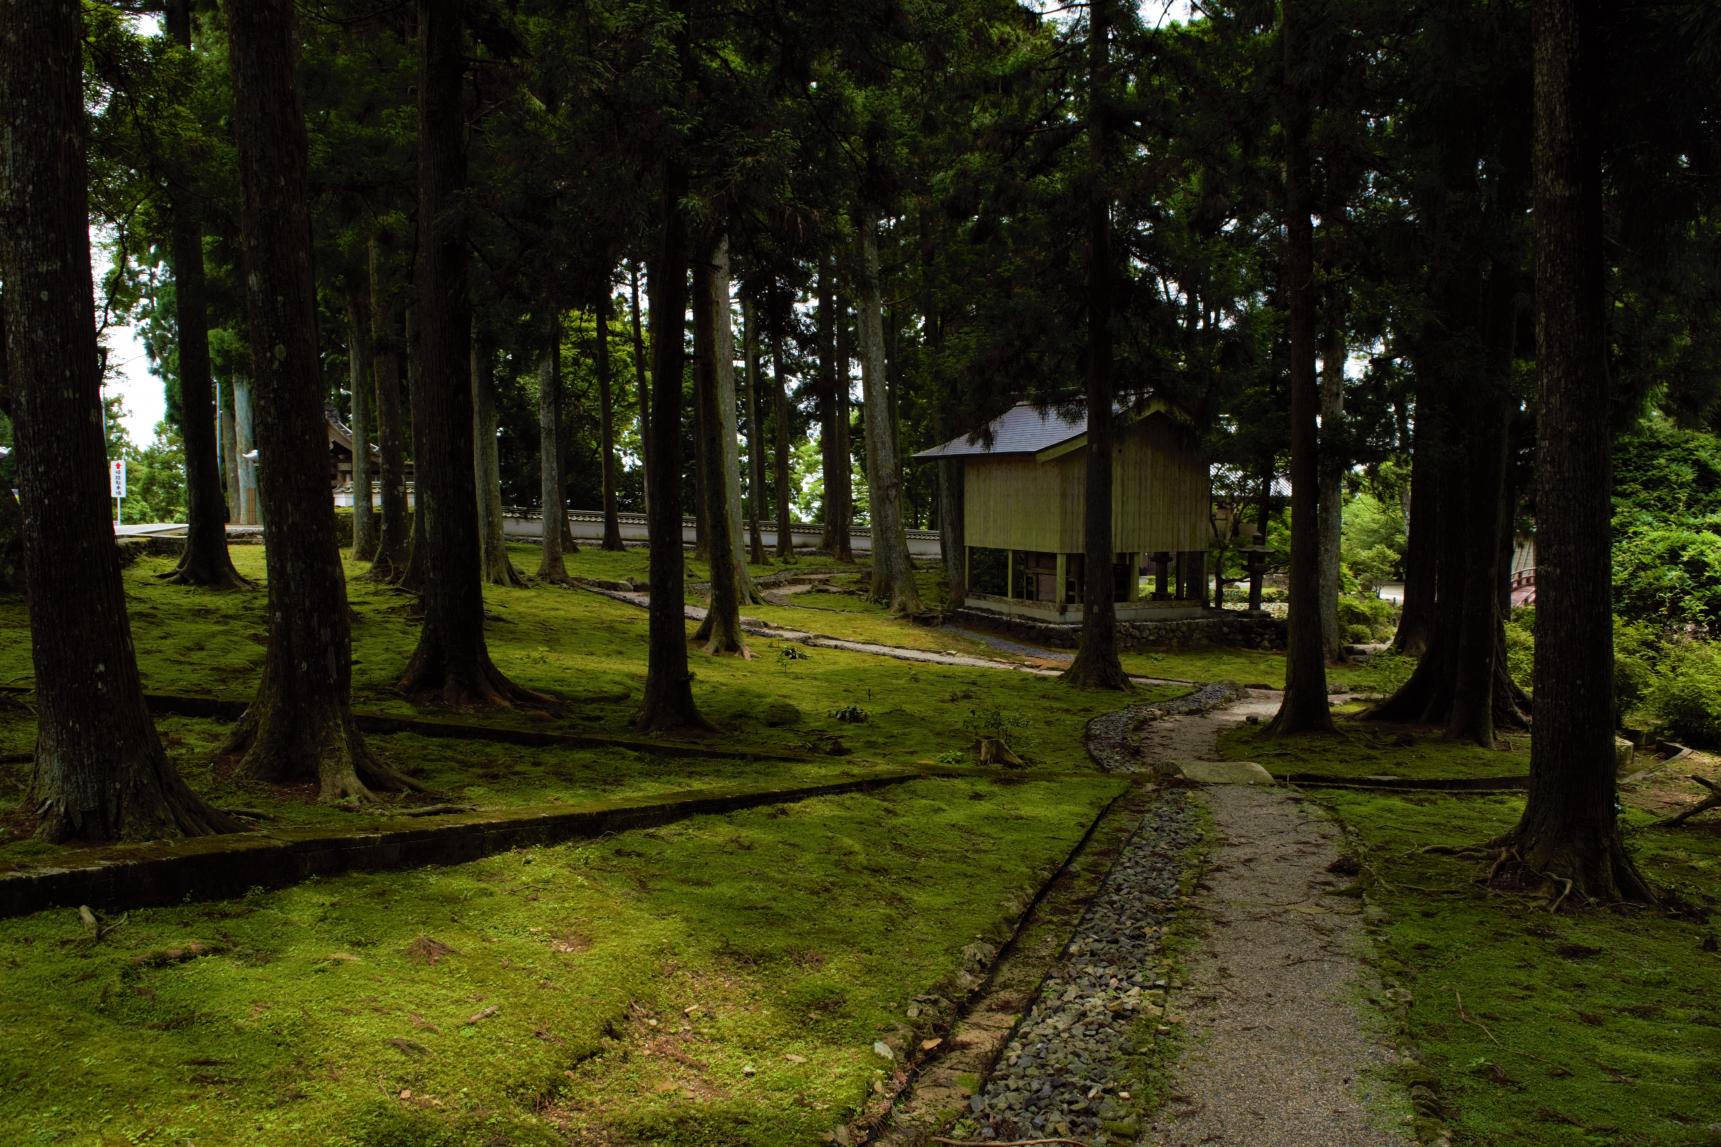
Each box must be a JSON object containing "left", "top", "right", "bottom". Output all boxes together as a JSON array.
[{"left": 110, "top": 458, "right": 126, "bottom": 499}]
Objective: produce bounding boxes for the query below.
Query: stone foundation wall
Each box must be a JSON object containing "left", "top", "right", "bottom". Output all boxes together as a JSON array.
[{"left": 950, "top": 607, "right": 1286, "bottom": 651}]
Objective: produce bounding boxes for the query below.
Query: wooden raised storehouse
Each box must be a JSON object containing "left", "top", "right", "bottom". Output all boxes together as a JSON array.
[{"left": 914, "top": 400, "right": 1212, "bottom": 622}]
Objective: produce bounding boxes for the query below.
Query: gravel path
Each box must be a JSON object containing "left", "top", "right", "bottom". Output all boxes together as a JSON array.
[
  {"left": 1146, "top": 783, "right": 1413, "bottom": 1146},
  {"left": 942, "top": 688, "right": 1412, "bottom": 1147},
  {"left": 946, "top": 790, "right": 1198, "bottom": 1145}
]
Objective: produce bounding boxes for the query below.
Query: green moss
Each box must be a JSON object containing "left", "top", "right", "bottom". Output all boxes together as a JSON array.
[
  {"left": 1217, "top": 719, "right": 1531, "bottom": 781},
  {"left": 0, "top": 777, "right": 1123, "bottom": 1145},
  {"left": 0, "top": 546, "right": 1181, "bottom": 867},
  {"left": 1322, "top": 789, "right": 1721, "bottom": 1145},
  {"left": 1121, "top": 648, "right": 1416, "bottom": 693}
]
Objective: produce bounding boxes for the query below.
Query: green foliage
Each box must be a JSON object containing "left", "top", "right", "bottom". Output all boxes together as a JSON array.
[
  {"left": 1613, "top": 526, "right": 1721, "bottom": 634},
  {"left": 1339, "top": 488, "right": 1407, "bottom": 591},
  {"left": 1645, "top": 641, "right": 1721, "bottom": 747},
  {"left": 118, "top": 421, "right": 189, "bottom": 524},
  {"left": 1612, "top": 418, "right": 1721, "bottom": 634}
]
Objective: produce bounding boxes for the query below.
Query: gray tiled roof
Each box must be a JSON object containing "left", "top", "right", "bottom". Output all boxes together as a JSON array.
[{"left": 912, "top": 402, "right": 1087, "bottom": 461}]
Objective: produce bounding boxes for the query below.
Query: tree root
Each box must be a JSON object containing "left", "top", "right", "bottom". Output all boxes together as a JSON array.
[
  {"left": 1656, "top": 775, "right": 1721, "bottom": 827},
  {"left": 155, "top": 564, "right": 254, "bottom": 591},
  {"left": 399, "top": 648, "right": 554, "bottom": 711}
]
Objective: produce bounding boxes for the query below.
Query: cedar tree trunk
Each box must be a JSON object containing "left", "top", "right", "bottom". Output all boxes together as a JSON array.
[
  {"left": 472, "top": 327, "right": 524, "bottom": 587},
  {"left": 222, "top": 0, "right": 410, "bottom": 799},
  {"left": 0, "top": 0, "right": 235, "bottom": 839},
  {"left": 1317, "top": 322, "right": 1345, "bottom": 660},
  {"left": 1499, "top": 0, "right": 1651, "bottom": 902},
  {"left": 1267, "top": 0, "right": 1334, "bottom": 732},
  {"left": 160, "top": 0, "right": 245, "bottom": 589},
  {"left": 630, "top": 261, "right": 652, "bottom": 517},
  {"left": 399, "top": 0, "right": 542, "bottom": 707},
  {"left": 597, "top": 289, "right": 625, "bottom": 551},
  {"left": 368, "top": 237, "right": 412, "bottom": 580},
  {"left": 1061, "top": 0, "right": 1129, "bottom": 690},
  {"left": 856, "top": 215, "right": 922, "bottom": 614},
  {"left": 743, "top": 296, "right": 768, "bottom": 565},
  {"left": 771, "top": 309, "right": 794, "bottom": 562},
  {"left": 536, "top": 312, "right": 571, "bottom": 582},
  {"left": 1393, "top": 401, "right": 1438, "bottom": 654},
  {"left": 347, "top": 280, "right": 379, "bottom": 561},
  {"left": 637, "top": 151, "right": 707, "bottom": 730},
  {"left": 692, "top": 237, "right": 749, "bottom": 655}
]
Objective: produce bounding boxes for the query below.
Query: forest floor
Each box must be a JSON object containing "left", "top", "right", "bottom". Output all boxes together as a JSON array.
[{"left": 0, "top": 544, "right": 1717, "bottom": 1144}]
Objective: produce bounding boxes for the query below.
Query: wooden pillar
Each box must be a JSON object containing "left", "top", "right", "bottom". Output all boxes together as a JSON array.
[
  {"left": 963, "top": 546, "right": 971, "bottom": 606},
  {"left": 1005, "top": 549, "right": 1014, "bottom": 600},
  {"left": 1153, "top": 551, "right": 1171, "bottom": 599},
  {"left": 1055, "top": 552, "right": 1068, "bottom": 607}
]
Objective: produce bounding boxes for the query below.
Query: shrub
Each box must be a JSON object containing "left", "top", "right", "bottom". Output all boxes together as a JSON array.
[
  {"left": 1345, "top": 623, "right": 1374, "bottom": 644},
  {"left": 1648, "top": 642, "right": 1721, "bottom": 747}
]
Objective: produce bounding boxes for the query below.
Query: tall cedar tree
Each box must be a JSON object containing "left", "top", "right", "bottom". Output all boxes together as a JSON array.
[
  {"left": 0, "top": 297, "right": 21, "bottom": 595},
  {"left": 1266, "top": 0, "right": 1334, "bottom": 732},
  {"left": 0, "top": 0, "right": 235, "bottom": 840},
  {"left": 399, "top": 0, "right": 543, "bottom": 706},
  {"left": 856, "top": 217, "right": 923, "bottom": 613},
  {"left": 817, "top": 259, "right": 854, "bottom": 561},
  {"left": 367, "top": 237, "right": 413, "bottom": 580},
  {"left": 692, "top": 237, "right": 751, "bottom": 654},
  {"left": 597, "top": 289, "right": 626, "bottom": 551},
  {"left": 472, "top": 326, "right": 525, "bottom": 586},
  {"left": 743, "top": 297, "right": 769, "bottom": 564},
  {"left": 629, "top": 264, "right": 653, "bottom": 516},
  {"left": 1061, "top": 0, "right": 1129, "bottom": 690},
  {"left": 638, "top": 160, "right": 708, "bottom": 729},
  {"left": 222, "top": 0, "right": 413, "bottom": 800},
  {"left": 771, "top": 307, "right": 794, "bottom": 562},
  {"left": 347, "top": 279, "right": 379, "bottom": 561},
  {"left": 536, "top": 310, "right": 573, "bottom": 581},
  {"left": 159, "top": 0, "right": 247, "bottom": 588},
  {"left": 1497, "top": 0, "right": 1652, "bottom": 901}
]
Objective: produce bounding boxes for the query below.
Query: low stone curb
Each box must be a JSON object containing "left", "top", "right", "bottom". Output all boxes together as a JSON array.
[{"left": 0, "top": 769, "right": 939, "bottom": 921}]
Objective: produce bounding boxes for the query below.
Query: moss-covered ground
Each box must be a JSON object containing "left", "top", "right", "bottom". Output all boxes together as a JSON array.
[
  {"left": 1120, "top": 647, "right": 1417, "bottom": 693},
  {"left": 1251, "top": 716, "right": 1721, "bottom": 1144},
  {"left": 0, "top": 545, "right": 1179, "bottom": 869},
  {"left": 1218, "top": 717, "right": 1532, "bottom": 782},
  {"left": 0, "top": 776, "right": 1125, "bottom": 1145}
]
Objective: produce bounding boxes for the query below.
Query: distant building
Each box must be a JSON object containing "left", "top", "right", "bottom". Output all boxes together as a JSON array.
[{"left": 914, "top": 401, "right": 1212, "bottom": 622}]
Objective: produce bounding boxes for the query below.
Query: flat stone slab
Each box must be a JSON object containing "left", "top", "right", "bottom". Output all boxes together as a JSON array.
[{"left": 1178, "top": 760, "right": 1275, "bottom": 785}]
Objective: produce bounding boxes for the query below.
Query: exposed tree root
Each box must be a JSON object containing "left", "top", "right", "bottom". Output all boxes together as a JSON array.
[
  {"left": 226, "top": 707, "right": 424, "bottom": 805},
  {"left": 633, "top": 675, "right": 717, "bottom": 734},
  {"left": 31, "top": 748, "right": 244, "bottom": 842},
  {"left": 1060, "top": 648, "right": 1133, "bottom": 691},
  {"left": 1477, "top": 835, "right": 1659, "bottom": 909},
  {"left": 155, "top": 556, "right": 253, "bottom": 591},
  {"left": 398, "top": 645, "right": 553, "bottom": 711},
  {"left": 694, "top": 605, "right": 751, "bottom": 657},
  {"left": 482, "top": 555, "right": 528, "bottom": 589}
]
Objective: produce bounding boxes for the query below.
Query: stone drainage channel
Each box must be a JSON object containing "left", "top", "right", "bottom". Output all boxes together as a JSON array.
[
  {"left": 951, "top": 790, "right": 1198, "bottom": 1144},
  {"left": 859, "top": 694, "right": 1214, "bottom": 1147}
]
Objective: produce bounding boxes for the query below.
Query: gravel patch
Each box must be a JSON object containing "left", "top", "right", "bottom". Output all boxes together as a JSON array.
[
  {"left": 1085, "top": 682, "right": 1250, "bottom": 773},
  {"left": 947, "top": 790, "right": 1199, "bottom": 1144}
]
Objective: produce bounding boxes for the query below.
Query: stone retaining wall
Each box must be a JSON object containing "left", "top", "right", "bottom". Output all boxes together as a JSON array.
[{"left": 950, "top": 608, "right": 1286, "bottom": 651}]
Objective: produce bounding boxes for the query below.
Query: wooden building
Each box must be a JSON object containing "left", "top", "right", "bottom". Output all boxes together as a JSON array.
[{"left": 914, "top": 401, "right": 1212, "bottom": 622}]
